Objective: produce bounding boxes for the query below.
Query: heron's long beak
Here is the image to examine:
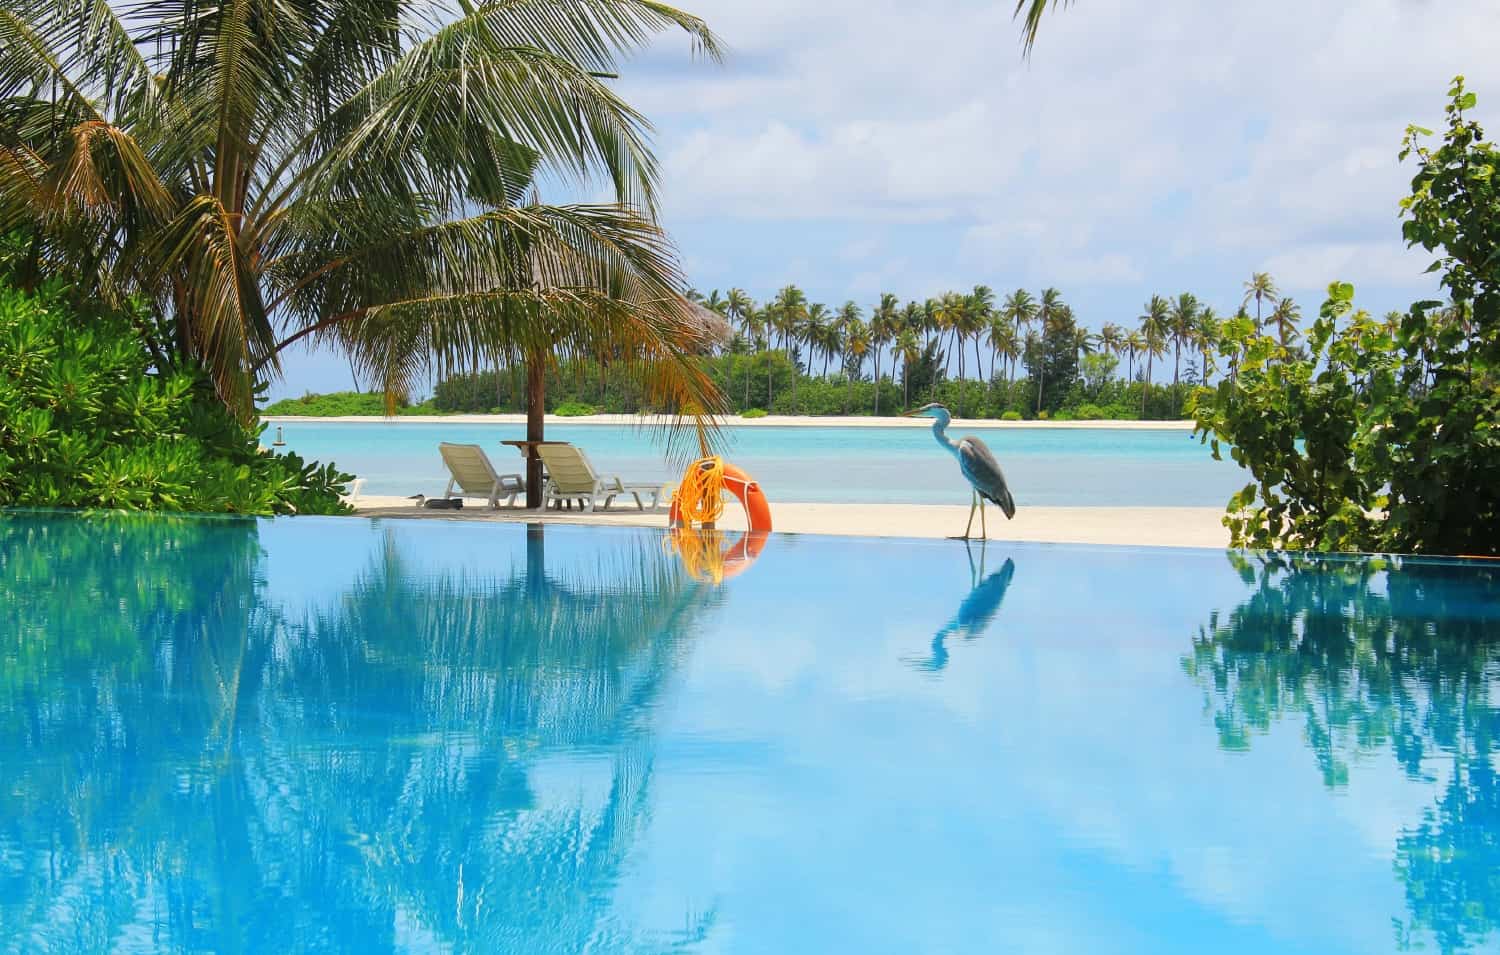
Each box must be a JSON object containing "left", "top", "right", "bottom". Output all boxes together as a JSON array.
[{"left": 902, "top": 409, "right": 923, "bottom": 418}]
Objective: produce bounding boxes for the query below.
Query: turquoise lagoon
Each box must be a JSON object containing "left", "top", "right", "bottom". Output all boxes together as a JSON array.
[
  {"left": 266, "top": 420, "right": 1246, "bottom": 506},
  {"left": 3, "top": 510, "right": 1498, "bottom": 953}
]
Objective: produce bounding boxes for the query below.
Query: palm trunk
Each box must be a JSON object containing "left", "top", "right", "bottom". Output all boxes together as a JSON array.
[
  {"left": 526, "top": 355, "right": 545, "bottom": 508},
  {"left": 1173, "top": 341, "right": 1181, "bottom": 385},
  {"left": 873, "top": 350, "right": 881, "bottom": 415},
  {"left": 1142, "top": 353, "right": 1153, "bottom": 418}
]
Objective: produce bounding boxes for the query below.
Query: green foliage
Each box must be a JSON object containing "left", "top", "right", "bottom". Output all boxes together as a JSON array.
[
  {"left": 1195, "top": 79, "right": 1500, "bottom": 554},
  {"left": 1000, "top": 410, "right": 1023, "bottom": 421},
  {"left": 553, "top": 401, "right": 597, "bottom": 417},
  {"left": 423, "top": 347, "right": 1196, "bottom": 422},
  {"left": 741, "top": 408, "right": 768, "bottom": 419},
  {"left": 262, "top": 391, "right": 442, "bottom": 417},
  {"left": 0, "top": 281, "right": 350, "bottom": 515}
]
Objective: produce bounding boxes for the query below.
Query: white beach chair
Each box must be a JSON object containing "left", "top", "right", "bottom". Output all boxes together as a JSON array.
[
  {"left": 438, "top": 442, "right": 524, "bottom": 508},
  {"left": 535, "top": 443, "right": 667, "bottom": 512}
]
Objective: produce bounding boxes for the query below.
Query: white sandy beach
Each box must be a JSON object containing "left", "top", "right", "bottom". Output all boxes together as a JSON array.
[
  {"left": 351, "top": 495, "right": 1229, "bottom": 549},
  {"left": 266, "top": 412, "right": 1196, "bottom": 430}
]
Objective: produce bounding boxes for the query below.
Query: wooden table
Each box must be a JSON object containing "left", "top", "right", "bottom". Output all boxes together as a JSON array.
[{"left": 500, "top": 440, "right": 568, "bottom": 509}]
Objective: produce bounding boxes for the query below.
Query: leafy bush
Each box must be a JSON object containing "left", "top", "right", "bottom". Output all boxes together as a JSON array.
[
  {"left": 553, "top": 401, "right": 596, "bottom": 417},
  {"left": 741, "top": 408, "right": 768, "bottom": 419},
  {"left": 0, "top": 280, "right": 351, "bottom": 515},
  {"left": 262, "top": 391, "right": 441, "bottom": 416},
  {"left": 1000, "top": 410, "right": 1023, "bottom": 421},
  {"left": 1195, "top": 78, "right": 1500, "bottom": 554}
]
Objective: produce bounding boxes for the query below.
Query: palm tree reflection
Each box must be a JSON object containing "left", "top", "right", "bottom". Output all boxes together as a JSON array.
[
  {"left": 0, "top": 514, "right": 720, "bottom": 951},
  {"left": 1185, "top": 552, "right": 1500, "bottom": 955},
  {"left": 911, "top": 543, "right": 1016, "bottom": 672}
]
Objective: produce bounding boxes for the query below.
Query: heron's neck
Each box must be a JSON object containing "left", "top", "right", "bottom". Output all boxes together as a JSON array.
[{"left": 930, "top": 418, "right": 960, "bottom": 458}]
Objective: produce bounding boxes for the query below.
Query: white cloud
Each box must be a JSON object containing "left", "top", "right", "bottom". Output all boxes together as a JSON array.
[{"left": 620, "top": 0, "right": 1499, "bottom": 303}]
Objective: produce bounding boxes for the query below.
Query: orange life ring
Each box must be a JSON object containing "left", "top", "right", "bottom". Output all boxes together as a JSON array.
[
  {"left": 666, "top": 527, "right": 771, "bottom": 583},
  {"left": 670, "top": 461, "right": 773, "bottom": 533}
]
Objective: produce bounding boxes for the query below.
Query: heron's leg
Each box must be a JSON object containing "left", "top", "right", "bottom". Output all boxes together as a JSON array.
[
  {"left": 961, "top": 491, "right": 978, "bottom": 540},
  {"left": 980, "top": 498, "right": 988, "bottom": 540}
]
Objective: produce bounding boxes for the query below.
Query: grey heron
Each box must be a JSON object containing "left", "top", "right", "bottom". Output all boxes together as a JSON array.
[{"left": 905, "top": 403, "right": 1016, "bottom": 540}]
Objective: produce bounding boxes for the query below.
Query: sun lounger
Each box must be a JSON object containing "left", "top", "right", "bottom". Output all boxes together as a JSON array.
[
  {"left": 437, "top": 442, "right": 524, "bottom": 508},
  {"left": 535, "top": 443, "right": 667, "bottom": 512}
]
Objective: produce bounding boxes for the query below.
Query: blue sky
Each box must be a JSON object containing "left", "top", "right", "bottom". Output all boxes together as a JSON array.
[{"left": 268, "top": 0, "right": 1499, "bottom": 400}]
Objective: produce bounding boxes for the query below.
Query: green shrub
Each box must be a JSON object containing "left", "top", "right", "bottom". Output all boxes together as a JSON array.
[
  {"left": 741, "top": 408, "right": 768, "bottom": 419},
  {"left": 1194, "top": 79, "right": 1500, "bottom": 554},
  {"left": 1070, "top": 403, "right": 1107, "bottom": 420},
  {"left": 0, "top": 281, "right": 351, "bottom": 515},
  {"left": 1000, "top": 410, "right": 1023, "bottom": 421},
  {"left": 553, "top": 401, "right": 596, "bottom": 417},
  {"left": 261, "top": 391, "right": 440, "bottom": 416}
]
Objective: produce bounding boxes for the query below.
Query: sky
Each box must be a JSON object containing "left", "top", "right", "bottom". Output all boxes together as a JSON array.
[{"left": 268, "top": 0, "right": 1500, "bottom": 400}]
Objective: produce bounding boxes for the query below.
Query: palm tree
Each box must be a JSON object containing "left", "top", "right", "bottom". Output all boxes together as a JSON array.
[
  {"left": 1195, "top": 307, "right": 1219, "bottom": 385},
  {"left": 1124, "top": 330, "right": 1145, "bottom": 382},
  {"left": 1002, "top": 288, "right": 1039, "bottom": 344},
  {"left": 1242, "top": 272, "right": 1280, "bottom": 332},
  {"left": 0, "top": 0, "right": 726, "bottom": 432},
  {"left": 869, "top": 293, "right": 899, "bottom": 415},
  {"left": 725, "top": 288, "right": 755, "bottom": 408},
  {"left": 773, "top": 285, "right": 808, "bottom": 411},
  {"left": 1138, "top": 295, "right": 1171, "bottom": 417},
  {"left": 912, "top": 298, "right": 945, "bottom": 401},
  {"left": 894, "top": 328, "right": 920, "bottom": 410},
  {"left": 842, "top": 319, "right": 870, "bottom": 415},
  {"left": 1098, "top": 322, "right": 1125, "bottom": 361},
  {"left": 805, "top": 303, "right": 833, "bottom": 376},
  {"left": 1030, "top": 288, "right": 1065, "bottom": 414},
  {"left": 963, "top": 285, "right": 995, "bottom": 414},
  {"left": 988, "top": 316, "right": 1020, "bottom": 382},
  {"left": 1169, "top": 293, "right": 1199, "bottom": 386},
  {"left": 1268, "top": 297, "right": 1302, "bottom": 350}
]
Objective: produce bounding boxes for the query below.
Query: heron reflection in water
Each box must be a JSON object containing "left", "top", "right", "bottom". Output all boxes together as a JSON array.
[{"left": 911, "top": 543, "right": 1017, "bottom": 672}]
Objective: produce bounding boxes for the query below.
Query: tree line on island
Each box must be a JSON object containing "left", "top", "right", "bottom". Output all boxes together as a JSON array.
[{"left": 325, "top": 272, "right": 1314, "bottom": 421}]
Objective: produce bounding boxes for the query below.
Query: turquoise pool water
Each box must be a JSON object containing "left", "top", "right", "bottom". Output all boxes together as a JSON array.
[
  {"left": 4, "top": 510, "right": 1498, "bottom": 953},
  {"left": 266, "top": 420, "right": 1246, "bottom": 506}
]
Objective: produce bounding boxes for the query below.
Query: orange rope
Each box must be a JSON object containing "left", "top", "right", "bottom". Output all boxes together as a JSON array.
[
  {"left": 671, "top": 456, "right": 727, "bottom": 526},
  {"left": 664, "top": 527, "right": 728, "bottom": 584}
]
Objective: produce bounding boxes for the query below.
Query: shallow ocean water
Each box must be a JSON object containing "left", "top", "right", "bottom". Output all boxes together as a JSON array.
[
  {"left": 2, "top": 510, "right": 1498, "bottom": 953},
  {"left": 266, "top": 420, "right": 1248, "bottom": 506}
]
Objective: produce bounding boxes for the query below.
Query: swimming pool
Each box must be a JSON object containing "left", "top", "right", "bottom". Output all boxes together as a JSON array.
[
  {"left": 4, "top": 510, "right": 1497, "bottom": 953},
  {"left": 266, "top": 420, "right": 1247, "bottom": 506}
]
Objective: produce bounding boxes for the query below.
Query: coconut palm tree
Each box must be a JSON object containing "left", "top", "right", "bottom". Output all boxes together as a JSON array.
[
  {"left": 1028, "top": 288, "right": 1066, "bottom": 414},
  {"left": 1242, "top": 272, "right": 1280, "bottom": 332},
  {"left": 962, "top": 285, "right": 995, "bottom": 414},
  {"left": 1138, "top": 295, "right": 1171, "bottom": 417},
  {"left": 1001, "top": 289, "right": 1039, "bottom": 355},
  {"left": 893, "top": 328, "right": 920, "bottom": 410},
  {"left": 1169, "top": 292, "right": 1199, "bottom": 386},
  {"left": 803, "top": 302, "right": 831, "bottom": 376},
  {"left": 772, "top": 285, "right": 808, "bottom": 411},
  {"left": 988, "top": 315, "right": 1019, "bottom": 382},
  {"left": 869, "top": 293, "right": 899, "bottom": 414},
  {"left": 1268, "top": 297, "right": 1302, "bottom": 350},
  {"left": 1195, "top": 307, "right": 1220, "bottom": 385},
  {"left": 1098, "top": 322, "right": 1125, "bottom": 361},
  {"left": 1124, "top": 329, "right": 1145, "bottom": 382},
  {"left": 0, "top": 0, "right": 726, "bottom": 436},
  {"left": 842, "top": 319, "right": 870, "bottom": 415}
]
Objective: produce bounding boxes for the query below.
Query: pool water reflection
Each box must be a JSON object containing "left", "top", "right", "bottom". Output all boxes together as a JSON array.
[{"left": 1, "top": 512, "right": 1497, "bottom": 953}]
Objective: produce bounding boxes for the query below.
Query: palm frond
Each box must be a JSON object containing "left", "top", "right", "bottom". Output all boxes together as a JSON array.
[{"left": 1012, "top": 0, "right": 1070, "bottom": 54}]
